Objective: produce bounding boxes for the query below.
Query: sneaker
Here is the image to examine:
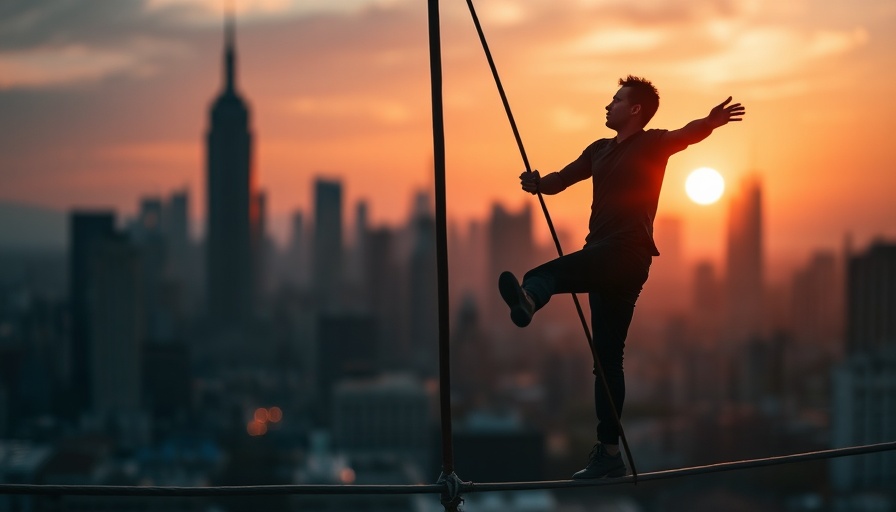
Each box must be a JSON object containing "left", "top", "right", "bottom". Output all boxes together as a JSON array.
[
  {"left": 571, "top": 444, "right": 627, "bottom": 479},
  {"left": 498, "top": 271, "right": 535, "bottom": 327}
]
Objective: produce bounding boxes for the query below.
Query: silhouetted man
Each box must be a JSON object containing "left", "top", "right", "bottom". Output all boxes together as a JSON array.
[{"left": 498, "top": 76, "right": 745, "bottom": 479}]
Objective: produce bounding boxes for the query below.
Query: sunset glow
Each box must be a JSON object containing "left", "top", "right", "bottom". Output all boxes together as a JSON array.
[
  {"left": 685, "top": 167, "right": 725, "bottom": 205},
  {"left": 1, "top": 0, "right": 895, "bottom": 265}
]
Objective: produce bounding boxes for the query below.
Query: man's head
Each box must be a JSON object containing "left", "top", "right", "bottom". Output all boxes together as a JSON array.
[{"left": 605, "top": 75, "right": 660, "bottom": 131}]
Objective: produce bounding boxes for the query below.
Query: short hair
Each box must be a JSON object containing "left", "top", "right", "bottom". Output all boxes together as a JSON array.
[{"left": 618, "top": 75, "right": 659, "bottom": 126}]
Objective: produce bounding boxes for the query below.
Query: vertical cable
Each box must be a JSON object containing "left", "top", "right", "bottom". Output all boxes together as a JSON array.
[{"left": 426, "top": 2, "right": 462, "bottom": 510}]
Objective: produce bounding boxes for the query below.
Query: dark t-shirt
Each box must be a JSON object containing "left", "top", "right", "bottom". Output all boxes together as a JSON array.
[{"left": 557, "top": 128, "right": 709, "bottom": 256}]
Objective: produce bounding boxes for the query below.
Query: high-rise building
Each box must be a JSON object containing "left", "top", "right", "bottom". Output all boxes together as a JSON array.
[
  {"left": 163, "top": 190, "right": 190, "bottom": 278},
  {"left": 332, "top": 374, "right": 431, "bottom": 469},
  {"left": 205, "top": 11, "right": 255, "bottom": 328},
  {"left": 344, "top": 200, "right": 369, "bottom": 296},
  {"left": 691, "top": 260, "right": 722, "bottom": 347},
  {"left": 316, "top": 314, "right": 378, "bottom": 421},
  {"left": 89, "top": 234, "right": 143, "bottom": 416},
  {"left": 163, "top": 190, "right": 189, "bottom": 252},
  {"left": 791, "top": 250, "right": 843, "bottom": 356},
  {"left": 487, "top": 202, "right": 534, "bottom": 321},
  {"left": 641, "top": 215, "right": 685, "bottom": 315},
  {"left": 285, "top": 210, "right": 307, "bottom": 287},
  {"left": 313, "top": 179, "right": 343, "bottom": 311},
  {"left": 830, "top": 241, "right": 896, "bottom": 499},
  {"left": 134, "top": 196, "right": 167, "bottom": 340},
  {"left": 408, "top": 191, "right": 438, "bottom": 377},
  {"left": 68, "top": 211, "right": 116, "bottom": 415},
  {"left": 724, "top": 175, "right": 764, "bottom": 342},
  {"left": 252, "top": 190, "right": 269, "bottom": 299},
  {"left": 364, "top": 226, "right": 404, "bottom": 369},
  {"left": 845, "top": 242, "right": 896, "bottom": 355}
]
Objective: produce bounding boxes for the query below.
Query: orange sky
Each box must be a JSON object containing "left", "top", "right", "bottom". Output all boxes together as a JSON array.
[{"left": 1, "top": 0, "right": 895, "bottom": 275}]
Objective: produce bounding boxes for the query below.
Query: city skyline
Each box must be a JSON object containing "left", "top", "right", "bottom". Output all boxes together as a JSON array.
[
  {"left": 2, "top": 3, "right": 895, "bottom": 509},
  {"left": 1, "top": 0, "right": 895, "bottom": 271}
]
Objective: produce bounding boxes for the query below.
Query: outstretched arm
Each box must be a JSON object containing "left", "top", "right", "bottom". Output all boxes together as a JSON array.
[
  {"left": 666, "top": 96, "right": 746, "bottom": 146},
  {"left": 519, "top": 145, "right": 594, "bottom": 195},
  {"left": 520, "top": 170, "right": 567, "bottom": 195}
]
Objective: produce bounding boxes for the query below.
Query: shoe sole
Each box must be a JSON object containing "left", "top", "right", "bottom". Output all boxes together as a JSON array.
[{"left": 498, "top": 271, "right": 532, "bottom": 327}]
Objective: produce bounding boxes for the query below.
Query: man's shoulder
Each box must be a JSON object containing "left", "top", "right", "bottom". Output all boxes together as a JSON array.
[
  {"left": 584, "top": 137, "right": 614, "bottom": 151},
  {"left": 643, "top": 128, "right": 670, "bottom": 138},
  {"left": 633, "top": 129, "right": 674, "bottom": 149}
]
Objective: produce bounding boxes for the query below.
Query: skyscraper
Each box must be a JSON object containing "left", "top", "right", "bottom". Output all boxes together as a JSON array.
[
  {"left": 68, "top": 211, "right": 116, "bottom": 415},
  {"left": 408, "top": 191, "right": 438, "bottom": 377},
  {"left": 831, "top": 241, "right": 896, "bottom": 496},
  {"left": 845, "top": 242, "right": 896, "bottom": 355},
  {"left": 724, "top": 175, "right": 764, "bottom": 342},
  {"left": 163, "top": 189, "right": 190, "bottom": 275},
  {"left": 313, "top": 179, "right": 343, "bottom": 311},
  {"left": 89, "top": 234, "right": 143, "bottom": 416},
  {"left": 487, "top": 202, "right": 534, "bottom": 321},
  {"left": 286, "top": 210, "right": 307, "bottom": 287},
  {"left": 791, "top": 250, "right": 843, "bottom": 355},
  {"left": 205, "top": 11, "right": 255, "bottom": 328}
]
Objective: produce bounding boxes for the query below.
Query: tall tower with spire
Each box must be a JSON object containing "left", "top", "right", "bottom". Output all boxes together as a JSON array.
[{"left": 205, "top": 9, "right": 255, "bottom": 329}]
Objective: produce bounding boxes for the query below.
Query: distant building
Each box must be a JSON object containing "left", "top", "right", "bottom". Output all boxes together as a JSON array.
[
  {"left": 830, "top": 241, "right": 896, "bottom": 500},
  {"left": 363, "top": 226, "right": 405, "bottom": 369},
  {"left": 285, "top": 210, "right": 308, "bottom": 287},
  {"left": 450, "top": 411, "right": 546, "bottom": 483},
  {"left": 691, "top": 260, "right": 722, "bottom": 346},
  {"left": 408, "top": 191, "right": 438, "bottom": 378},
  {"left": 205, "top": 12, "right": 255, "bottom": 329},
  {"left": 641, "top": 215, "right": 686, "bottom": 315},
  {"left": 332, "top": 374, "right": 431, "bottom": 470},
  {"left": 791, "top": 250, "right": 843, "bottom": 357},
  {"left": 0, "top": 440, "right": 53, "bottom": 512},
  {"left": 89, "top": 234, "right": 143, "bottom": 417},
  {"left": 163, "top": 190, "right": 190, "bottom": 258},
  {"left": 831, "top": 349, "right": 896, "bottom": 496},
  {"left": 487, "top": 203, "right": 534, "bottom": 321},
  {"left": 343, "top": 200, "right": 369, "bottom": 298},
  {"left": 68, "top": 211, "right": 116, "bottom": 415},
  {"left": 134, "top": 196, "right": 168, "bottom": 340},
  {"left": 312, "top": 179, "right": 343, "bottom": 312},
  {"left": 316, "top": 313, "right": 378, "bottom": 420},
  {"left": 141, "top": 341, "right": 191, "bottom": 420},
  {"left": 845, "top": 242, "right": 896, "bottom": 355},
  {"left": 251, "top": 190, "right": 270, "bottom": 299},
  {"left": 725, "top": 175, "right": 765, "bottom": 343}
]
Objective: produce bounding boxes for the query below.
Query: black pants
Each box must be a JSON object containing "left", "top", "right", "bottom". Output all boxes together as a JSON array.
[{"left": 521, "top": 242, "right": 651, "bottom": 445}]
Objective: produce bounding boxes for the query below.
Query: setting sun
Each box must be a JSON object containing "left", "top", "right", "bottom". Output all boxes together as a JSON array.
[{"left": 685, "top": 167, "right": 725, "bottom": 205}]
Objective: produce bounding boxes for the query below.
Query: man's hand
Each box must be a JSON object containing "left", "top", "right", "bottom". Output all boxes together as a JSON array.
[
  {"left": 520, "top": 170, "right": 540, "bottom": 194},
  {"left": 706, "top": 97, "right": 745, "bottom": 129}
]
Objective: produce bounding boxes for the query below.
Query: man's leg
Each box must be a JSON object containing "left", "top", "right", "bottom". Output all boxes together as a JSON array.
[
  {"left": 591, "top": 289, "right": 635, "bottom": 449},
  {"left": 570, "top": 246, "right": 649, "bottom": 479},
  {"left": 498, "top": 247, "right": 602, "bottom": 328},
  {"left": 570, "top": 290, "right": 637, "bottom": 479}
]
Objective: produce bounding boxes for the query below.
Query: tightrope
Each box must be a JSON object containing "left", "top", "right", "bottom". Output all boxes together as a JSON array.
[{"left": 3, "top": 441, "right": 894, "bottom": 497}]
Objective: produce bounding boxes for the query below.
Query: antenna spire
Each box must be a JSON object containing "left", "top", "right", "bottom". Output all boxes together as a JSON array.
[{"left": 223, "top": 0, "right": 236, "bottom": 93}]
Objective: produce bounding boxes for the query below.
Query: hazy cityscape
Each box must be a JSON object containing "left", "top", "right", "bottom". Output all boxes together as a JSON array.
[{"left": 2, "top": 8, "right": 895, "bottom": 512}]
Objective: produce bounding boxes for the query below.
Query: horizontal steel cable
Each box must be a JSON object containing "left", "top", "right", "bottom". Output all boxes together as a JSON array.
[{"left": 2, "top": 441, "right": 894, "bottom": 497}]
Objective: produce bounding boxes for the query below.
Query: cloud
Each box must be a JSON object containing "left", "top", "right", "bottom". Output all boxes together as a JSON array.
[
  {"left": 145, "top": 0, "right": 405, "bottom": 21},
  {"left": 93, "top": 141, "right": 199, "bottom": 165},
  {"left": 0, "top": 0, "right": 195, "bottom": 89},
  {"left": 678, "top": 26, "right": 870, "bottom": 88},
  {"left": 288, "top": 95, "right": 414, "bottom": 126},
  {"left": 568, "top": 27, "right": 669, "bottom": 55},
  {"left": 0, "top": 38, "right": 189, "bottom": 89},
  {"left": 0, "top": 45, "right": 138, "bottom": 89}
]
